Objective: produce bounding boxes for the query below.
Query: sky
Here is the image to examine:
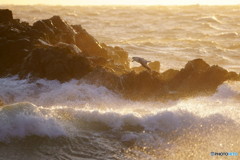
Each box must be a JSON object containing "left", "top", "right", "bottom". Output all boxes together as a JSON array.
[{"left": 0, "top": 0, "right": 240, "bottom": 5}]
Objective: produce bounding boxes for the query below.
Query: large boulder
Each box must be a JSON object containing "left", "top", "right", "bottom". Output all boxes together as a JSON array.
[
  {"left": 101, "top": 44, "right": 130, "bottom": 72},
  {"left": 84, "top": 67, "right": 122, "bottom": 91},
  {"left": 73, "top": 25, "right": 108, "bottom": 58},
  {"left": 0, "top": 100, "right": 4, "bottom": 106},
  {"left": 0, "top": 38, "right": 31, "bottom": 76},
  {"left": 85, "top": 59, "right": 240, "bottom": 100},
  {"left": 0, "top": 10, "right": 131, "bottom": 80},
  {"left": 32, "top": 18, "right": 130, "bottom": 74},
  {"left": 0, "top": 9, "right": 13, "bottom": 23},
  {"left": 0, "top": 12, "right": 34, "bottom": 76},
  {"left": 84, "top": 69, "right": 166, "bottom": 100},
  {"left": 73, "top": 25, "right": 130, "bottom": 73},
  {"left": 20, "top": 44, "right": 93, "bottom": 81},
  {"left": 120, "top": 71, "right": 166, "bottom": 100},
  {"left": 33, "top": 16, "right": 76, "bottom": 44},
  {"left": 168, "top": 59, "right": 239, "bottom": 95}
]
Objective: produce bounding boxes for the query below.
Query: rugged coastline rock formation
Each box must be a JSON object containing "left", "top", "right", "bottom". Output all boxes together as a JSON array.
[
  {"left": 0, "top": 9, "right": 129, "bottom": 80},
  {"left": 0, "top": 9, "right": 239, "bottom": 100}
]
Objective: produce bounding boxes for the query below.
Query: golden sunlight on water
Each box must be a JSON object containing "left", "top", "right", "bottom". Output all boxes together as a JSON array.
[{"left": 0, "top": 4, "right": 239, "bottom": 160}]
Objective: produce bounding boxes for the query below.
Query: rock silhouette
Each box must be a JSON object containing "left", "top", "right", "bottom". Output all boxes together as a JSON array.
[
  {"left": 0, "top": 100, "right": 4, "bottom": 106},
  {"left": 0, "top": 9, "right": 13, "bottom": 22},
  {"left": 0, "top": 9, "right": 239, "bottom": 100},
  {"left": 20, "top": 44, "right": 93, "bottom": 82}
]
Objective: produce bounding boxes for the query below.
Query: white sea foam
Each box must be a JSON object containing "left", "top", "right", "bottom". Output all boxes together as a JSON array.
[
  {"left": 0, "top": 77, "right": 239, "bottom": 148},
  {"left": 71, "top": 108, "right": 236, "bottom": 132},
  {"left": 212, "top": 81, "right": 240, "bottom": 99},
  {"left": 0, "top": 102, "right": 66, "bottom": 141},
  {"left": 0, "top": 77, "right": 120, "bottom": 107}
]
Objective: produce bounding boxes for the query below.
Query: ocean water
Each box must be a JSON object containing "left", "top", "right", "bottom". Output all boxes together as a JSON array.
[{"left": 0, "top": 5, "right": 240, "bottom": 160}]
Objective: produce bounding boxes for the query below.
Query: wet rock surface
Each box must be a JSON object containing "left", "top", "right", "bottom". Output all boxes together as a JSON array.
[
  {"left": 0, "top": 100, "right": 4, "bottom": 106},
  {"left": 0, "top": 9, "right": 13, "bottom": 22},
  {"left": 20, "top": 44, "right": 93, "bottom": 82},
  {"left": 0, "top": 9, "right": 239, "bottom": 100}
]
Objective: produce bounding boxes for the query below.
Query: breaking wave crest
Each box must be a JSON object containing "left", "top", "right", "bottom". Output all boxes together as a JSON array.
[
  {"left": 0, "top": 77, "right": 239, "bottom": 159},
  {"left": 0, "top": 102, "right": 65, "bottom": 142}
]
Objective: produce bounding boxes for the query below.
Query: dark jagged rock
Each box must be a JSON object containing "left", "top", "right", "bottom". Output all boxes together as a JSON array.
[
  {"left": 73, "top": 25, "right": 130, "bottom": 73},
  {"left": 121, "top": 71, "right": 166, "bottom": 100},
  {"left": 101, "top": 44, "right": 130, "bottom": 72},
  {"left": 0, "top": 9, "right": 13, "bottom": 23},
  {"left": 32, "top": 17, "right": 130, "bottom": 74},
  {"left": 227, "top": 71, "right": 240, "bottom": 80},
  {"left": 0, "top": 13, "right": 34, "bottom": 76},
  {"left": 0, "top": 100, "right": 4, "bottom": 106},
  {"left": 0, "top": 9, "right": 239, "bottom": 101},
  {"left": 73, "top": 25, "right": 107, "bottom": 58},
  {"left": 84, "top": 58, "right": 239, "bottom": 100},
  {"left": 84, "top": 67, "right": 122, "bottom": 91},
  {"left": 20, "top": 44, "right": 93, "bottom": 82},
  {"left": 0, "top": 38, "right": 30, "bottom": 76},
  {"left": 0, "top": 9, "right": 130, "bottom": 80},
  {"left": 33, "top": 16, "right": 76, "bottom": 44},
  {"left": 167, "top": 59, "right": 236, "bottom": 96}
]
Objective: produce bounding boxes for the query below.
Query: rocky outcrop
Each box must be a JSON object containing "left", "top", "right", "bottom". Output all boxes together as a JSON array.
[
  {"left": 32, "top": 16, "right": 76, "bottom": 44},
  {"left": 120, "top": 71, "right": 166, "bottom": 100},
  {"left": 0, "top": 9, "right": 239, "bottom": 101},
  {"left": 0, "top": 9, "right": 13, "bottom": 22},
  {"left": 20, "top": 44, "right": 93, "bottom": 82},
  {"left": 0, "top": 100, "right": 4, "bottom": 106},
  {"left": 167, "top": 59, "right": 239, "bottom": 95},
  {"left": 0, "top": 9, "right": 129, "bottom": 80},
  {"left": 85, "top": 59, "right": 239, "bottom": 100}
]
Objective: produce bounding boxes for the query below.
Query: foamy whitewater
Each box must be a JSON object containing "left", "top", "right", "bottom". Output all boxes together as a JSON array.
[{"left": 0, "top": 5, "right": 240, "bottom": 160}]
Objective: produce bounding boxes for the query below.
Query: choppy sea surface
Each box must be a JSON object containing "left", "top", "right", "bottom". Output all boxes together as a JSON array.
[{"left": 0, "top": 5, "right": 240, "bottom": 160}]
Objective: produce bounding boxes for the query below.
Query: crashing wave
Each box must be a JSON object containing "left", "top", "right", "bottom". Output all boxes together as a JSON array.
[{"left": 0, "top": 102, "right": 66, "bottom": 142}]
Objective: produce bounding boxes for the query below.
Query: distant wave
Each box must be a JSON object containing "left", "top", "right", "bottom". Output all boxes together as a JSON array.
[
  {"left": 200, "top": 23, "right": 224, "bottom": 31},
  {"left": 215, "top": 32, "right": 239, "bottom": 38},
  {"left": 196, "top": 16, "right": 222, "bottom": 24}
]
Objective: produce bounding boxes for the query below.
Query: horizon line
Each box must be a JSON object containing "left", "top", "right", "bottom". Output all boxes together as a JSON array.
[{"left": 1, "top": 3, "right": 240, "bottom": 6}]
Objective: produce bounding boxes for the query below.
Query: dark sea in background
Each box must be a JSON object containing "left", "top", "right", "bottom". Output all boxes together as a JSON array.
[{"left": 0, "top": 5, "right": 239, "bottom": 160}]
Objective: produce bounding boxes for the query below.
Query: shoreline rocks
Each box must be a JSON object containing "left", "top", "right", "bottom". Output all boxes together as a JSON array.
[
  {"left": 0, "top": 9, "right": 13, "bottom": 22},
  {"left": 0, "top": 9, "right": 239, "bottom": 100},
  {"left": 0, "top": 100, "right": 4, "bottom": 106}
]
